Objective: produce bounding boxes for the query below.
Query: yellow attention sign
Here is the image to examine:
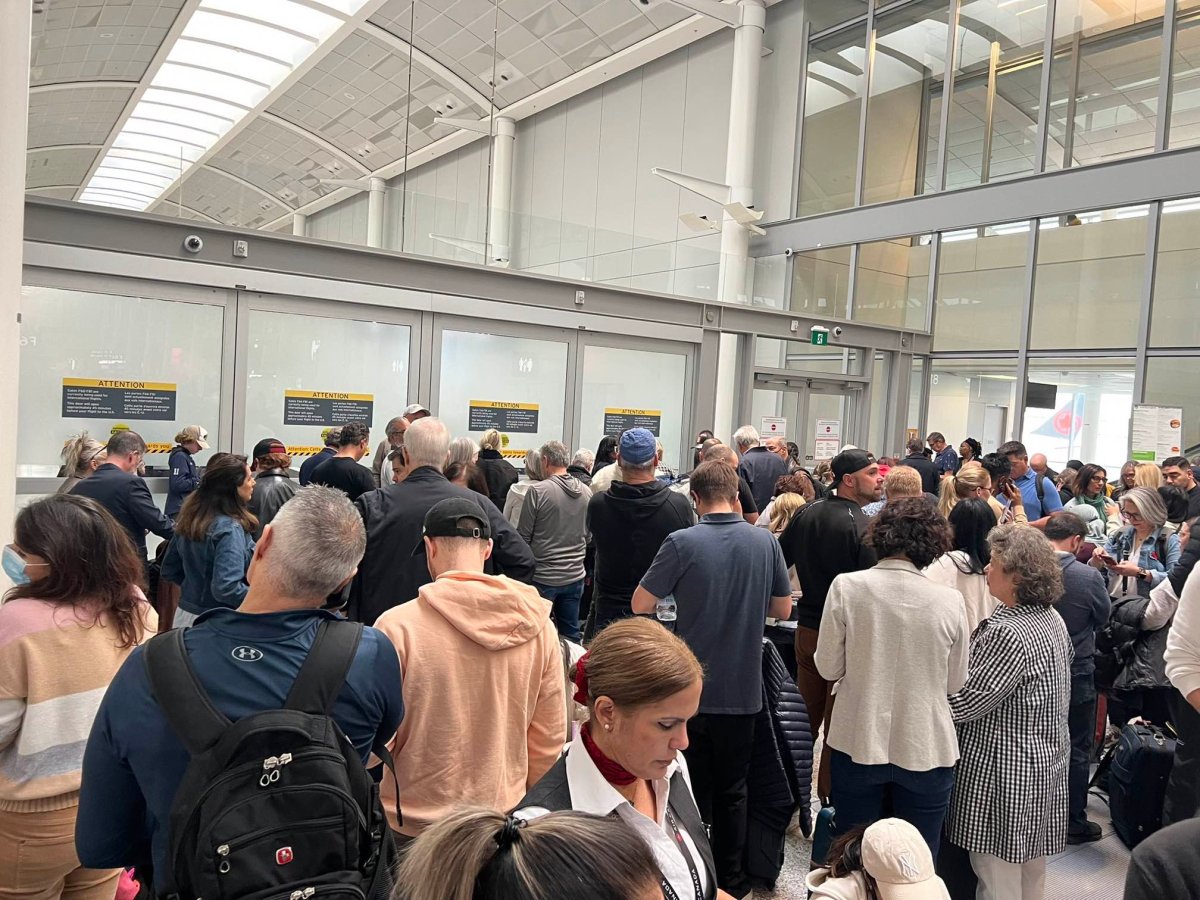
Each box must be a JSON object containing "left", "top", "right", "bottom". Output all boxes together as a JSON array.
[
  {"left": 284, "top": 390, "right": 374, "bottom": 402},
  {"left": 500, "top": 449, "right": 527, "bottom": 459},
  {"left": 64, "top": 378, "right": 177, "bottom": 391},
  {"left": 145, "top": 442, "right": 173, "bottom": 454},
  {"left": 604, "top": 407, "right": 662, "bottom": 417},
  {"left": 469, "top": 400, "right": 540, "bottom": 411}
]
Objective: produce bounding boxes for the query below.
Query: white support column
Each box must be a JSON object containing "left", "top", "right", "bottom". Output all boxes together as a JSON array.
[
  {"left": 1, "top": 4, "right": 31, "bottom": 557},
  {"left": 718, "top": 0, "right": 766, "bottom": 306},
  {"left": 489, "top": 116, "right": 516, "bottom": 266},
  {"left": 292, "top": 212, "right": 308, "bottom": 236},
  {"left": 366, "top": 177, "right": 385, "bottom": 248}
]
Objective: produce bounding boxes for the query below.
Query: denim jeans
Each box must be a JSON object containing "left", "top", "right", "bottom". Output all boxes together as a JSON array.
[
  {"left": 1068, "top": 673, "right": 1097, "bottom": 832},
  {"left": 535, "top": 579, "right": 584, "bottom": 642},
  {"left": 830, "top": 748, "right": 955, "bottom": 859}
]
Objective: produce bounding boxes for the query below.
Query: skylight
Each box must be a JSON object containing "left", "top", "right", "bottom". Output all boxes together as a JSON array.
[{"left": 79, "top": 0, "right": 369, "bottom": 212}]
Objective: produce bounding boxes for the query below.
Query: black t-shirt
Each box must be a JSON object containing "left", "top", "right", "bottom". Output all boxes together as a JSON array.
[
  {"left": 310, "top": 456, "right": 375, "bottom": 501},
  {"left": 737, "top": 475, "right": 758, "bottom": 516},
  {"left": 779, "top": 495, "right": 876, "bottom": 630}
]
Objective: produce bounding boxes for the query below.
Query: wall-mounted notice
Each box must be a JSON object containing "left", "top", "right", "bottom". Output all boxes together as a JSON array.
[
  {"left": 283, "top": 390, "right": 374, "bottom": 427},
  {"left": 603, "top": 408, "right": 662, "bottom": 437},
  {"left": 761, "top": 416, "right": 787, "bottom": 438},
  {"left": 1131, "top": 405, "right": 1183, "bottom": 464},
  {"left": 468, "top": 400, "right": 540, "bottom": 434},
  {"left": 815, "top": 419, "right": 842, "bottom": 441},
  {"left": 62, "top": 378, "right": 177, "bottom": 421}
]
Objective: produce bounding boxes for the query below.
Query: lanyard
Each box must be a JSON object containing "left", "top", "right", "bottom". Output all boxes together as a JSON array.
[{"left": 660, "top": 806, "right": 704, "bottom": 900}]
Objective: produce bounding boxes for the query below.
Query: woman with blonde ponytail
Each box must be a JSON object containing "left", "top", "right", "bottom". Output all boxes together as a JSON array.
[
  {"left": 393, "top": 807, "right": 662, "bottom": 900},
  {"left": 58, "top": 433, "right": 107, "bottom": 494},
  {"left": 937, "top": 465, "right": 991, "bottom": 518}
]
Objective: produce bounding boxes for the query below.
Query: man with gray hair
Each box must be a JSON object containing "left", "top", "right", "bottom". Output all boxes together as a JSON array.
[
  {"left": 518, "top": 441, "right": 592, "bottom": 641},
  {"left": 567, "top": 448, "right": 594, "bottom": 487},
  {"left": 371, "top": 416, "right": 409, "bottom": 488},
  {"left": 77, "top": 486, "right": 404, "bottom": 888},
  {"left": 350, "top": 417, "right": 535, "bottom": 625},
  {"left": 735, "top": 424, "right": 788, "bottom": 512}
]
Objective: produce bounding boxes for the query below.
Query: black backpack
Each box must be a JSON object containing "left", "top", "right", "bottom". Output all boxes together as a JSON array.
[{"left": 145, "top": 619, "right": 395, "bottom": 900}]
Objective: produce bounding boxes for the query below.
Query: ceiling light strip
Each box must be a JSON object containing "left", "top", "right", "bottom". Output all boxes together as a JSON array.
[{"left": 81, "top": 0, "right": 367, "bottom": 212}]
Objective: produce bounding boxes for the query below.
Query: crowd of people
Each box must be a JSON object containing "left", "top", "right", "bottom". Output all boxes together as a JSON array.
[{"left": 4, "top": 419, "right": 1200, "bottom": 900}]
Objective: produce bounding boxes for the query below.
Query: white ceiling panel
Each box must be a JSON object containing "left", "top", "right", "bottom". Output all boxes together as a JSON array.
[
  {"left": 27, "top": 84, "right": 134, "bottom": 149},
  {"left": 168, "top": 165, "right": 292, "bottom": 228},
  {"left": 26, "top": 146, "right": 101, "bottom": 189}
]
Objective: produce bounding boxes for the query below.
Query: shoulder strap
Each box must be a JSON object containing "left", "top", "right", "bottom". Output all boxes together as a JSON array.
[
  {"left": 144, "top": 629, "right": 232, "bottom": 756},
  {"left": 1035, "top": 474, "right": 1045, "bottom": 504},
  {"left": 285, "top": 619, "right": 364, "bottom": 715}
]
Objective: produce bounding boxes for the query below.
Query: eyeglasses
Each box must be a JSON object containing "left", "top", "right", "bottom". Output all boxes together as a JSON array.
[{"left": 1121, "top": 508, "right": 1144, "bottom": 524}]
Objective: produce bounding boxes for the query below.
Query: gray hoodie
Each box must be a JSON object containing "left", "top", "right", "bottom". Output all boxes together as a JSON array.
[{"left": 517, "top": 474, "right": 592, "bottom": 585}]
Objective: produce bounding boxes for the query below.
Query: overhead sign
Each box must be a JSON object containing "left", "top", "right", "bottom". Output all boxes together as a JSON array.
[
  {"left": 603, "top": 407, "right": 662, "bottom": 436},
  {"left": 62, "top": 378, "right": 177, "bottom": 421},
  {"left": 761, "top": 416, "right": 787, "bottom": 437},
  {"left": 1131, "top": 405, "right": 1183, "bottom": 464},
  {"left": 283, "top": 390, "right": 374, "bottom": 427},
  {"left": 468, "top": 400, "right": 540, "bottom": 434}
]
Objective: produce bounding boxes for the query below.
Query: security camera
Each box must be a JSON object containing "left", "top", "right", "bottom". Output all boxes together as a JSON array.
[
  {"left": 182, "top": 235, "right": 203, "bottom": 253},
  {"left": 783, "top": 247, "right": 795, "bottom": 259},
  {"left": 833, "top": 326, "right": 844, "bottom": 338}
]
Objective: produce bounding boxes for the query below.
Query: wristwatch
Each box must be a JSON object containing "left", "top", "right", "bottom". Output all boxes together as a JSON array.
[{"left": 1139, "top": 567, "right": 1151, "bottom": 582}]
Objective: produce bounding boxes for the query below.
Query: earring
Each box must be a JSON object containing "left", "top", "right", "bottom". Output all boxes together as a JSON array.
[{"left": 604, "top": 724, "right": 612, "bottom": 731}]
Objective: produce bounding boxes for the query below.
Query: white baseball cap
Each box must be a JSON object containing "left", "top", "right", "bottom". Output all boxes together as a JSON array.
[{"left": 861, "top": 819, "right": 951, "bottom": 900}]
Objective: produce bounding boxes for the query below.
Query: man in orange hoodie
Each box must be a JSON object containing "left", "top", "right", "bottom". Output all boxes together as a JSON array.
[{"left": 373, "top": 497, "right": 567, "bottom": 840}]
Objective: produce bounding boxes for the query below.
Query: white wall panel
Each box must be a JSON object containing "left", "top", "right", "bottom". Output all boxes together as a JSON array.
[{"left": 308, "top": 191, "right": 368, "bottom": 245}]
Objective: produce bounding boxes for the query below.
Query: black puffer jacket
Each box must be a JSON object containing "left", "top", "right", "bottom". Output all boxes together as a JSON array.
[
  {"left": 745, "top": 640, "right": 813, "bottom": 887},
  {"left": 477, "top": 448, "right": 519, "bottom": 511},
  {"left": 1098, "top": 596, "right": 1171, "bottom": 691}
]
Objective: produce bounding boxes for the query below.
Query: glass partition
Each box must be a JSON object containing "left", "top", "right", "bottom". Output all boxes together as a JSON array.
[
  {"left": 934, "top": 222, "right": 1030, "bottom": 350},
  {"left": 578, "top": 344, "right": 688, "bottom": 471},
  {"left": 243, "top": 307, "right": 411, "bottom": 468},
  {"left": 926, "top": 358, "right": 1019, "bottom": 454},
  {"left": 1029, "top": 208, "right": 1148, "bottom": 349},
  {"left": 861, "top": 0, "right": 953, "bottom": 205},
  {"left": 1023, "top": 357, "right": 1135, "bottom": 471},
  {"left": 1144, "top": 357, "right": 1200, "bottom": 456},
  {"left": 1150, "top": 197, "right": 1200, "bottom": 347},
  {"left": 798, "top": 21, "right": 869, "bottom": 216},
  {"left": 853, "top": 234, "right": 932, "bottom": 330},
  {"left": 1170, "top": 4, "right": 1200, "bottom": 149},
  {"left": 790, "top": 244, "right": 852, "bottom": 319},
  {"left": 437, "top": 328, "right": 569, "bottom": 467},
  {"left": 18, "top": 285, "right": 225, "bottom": 477}
]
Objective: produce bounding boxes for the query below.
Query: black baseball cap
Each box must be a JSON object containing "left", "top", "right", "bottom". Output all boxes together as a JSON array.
[
  {"left": 422, "top": 498, "right": 491, "bottom": 540},
  {"left": 252, "top": 437, "right": 287, "bottom": 459},
  {"left": 832, "top": 449, "right": 876, "bottom": 483}
]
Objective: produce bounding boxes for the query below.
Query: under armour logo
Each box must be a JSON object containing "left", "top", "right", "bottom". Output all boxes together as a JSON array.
[
  {"left": 232, "top": 646, "right": 263, "bottom": 662},
  {"left": 898, "top": 852, "right": 920, "bottom": 879},
  {"left": 275, "top": 846, "right": 293, "bottom": 865}
]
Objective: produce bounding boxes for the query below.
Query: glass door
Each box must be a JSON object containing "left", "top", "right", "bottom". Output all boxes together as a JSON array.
[{"left": 752, "top": 373, "right": 865, "bottom": 467}]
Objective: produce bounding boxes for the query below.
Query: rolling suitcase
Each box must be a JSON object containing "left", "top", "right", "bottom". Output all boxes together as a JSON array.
[{"left": 1106, "top": 723, "right": 1176, "bottom": 848}]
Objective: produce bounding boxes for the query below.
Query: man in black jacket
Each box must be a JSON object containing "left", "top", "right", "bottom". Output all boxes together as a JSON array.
[
  {"left": 587, "top": 428, "right": 693, "bottom": 636},
  {"left": 735, "top": 425, "right": 788, "bottom": 512},
  {"left": 348, "top": 417, "right": 535, "bottom": 625},
  {"left": 778, "top": 448, "right": 880, "bottom": 801},
  {"left": 299, "top": 427, "right": 340, "bottom": 486},
  {"left": 72, "top": 430, "right": 174, "bottom": 561},
  {"left": 897, "top": 438, "right": 941, "bottom": 495}
]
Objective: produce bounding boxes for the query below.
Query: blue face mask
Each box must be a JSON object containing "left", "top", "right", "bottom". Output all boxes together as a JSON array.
[{"left": 3, "top": 545, "right": 43, "bottom": 586}]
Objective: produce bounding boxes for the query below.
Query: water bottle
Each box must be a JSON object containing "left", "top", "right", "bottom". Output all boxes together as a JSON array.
[{"left": 656, "top": 595, "right": 677, "bottom": 623}]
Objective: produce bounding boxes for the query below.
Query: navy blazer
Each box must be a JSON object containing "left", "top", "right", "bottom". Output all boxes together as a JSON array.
[{"left": 71, "top": 463, "right": 174, "bottom": 557}]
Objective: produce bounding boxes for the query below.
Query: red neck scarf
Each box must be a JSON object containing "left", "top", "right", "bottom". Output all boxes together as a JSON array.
[{"left": 580, "top": 722, "right": 636, "bottom": 786}]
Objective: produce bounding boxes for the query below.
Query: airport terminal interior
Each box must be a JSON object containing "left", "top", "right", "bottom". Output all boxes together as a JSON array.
[{"left": 5, "top": 0, "right": 1200, "bottom": 898}]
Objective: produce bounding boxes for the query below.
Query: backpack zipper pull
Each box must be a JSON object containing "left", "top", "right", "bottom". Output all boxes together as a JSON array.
[
  {"left": 260, "top": 753, "right": 293, "bottom": 786},
  {"left": 289, "top": 889, "right": 316, "bottom": 900}
]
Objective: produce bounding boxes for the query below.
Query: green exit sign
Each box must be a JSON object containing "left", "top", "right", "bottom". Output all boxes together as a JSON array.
[{"left": 811, "top": 330, "right": 829, "bottom": 346}]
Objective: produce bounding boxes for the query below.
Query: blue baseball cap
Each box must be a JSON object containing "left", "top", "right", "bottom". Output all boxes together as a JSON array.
[{"left": 619, "top": 428, "right": 658, "bottom": 465}]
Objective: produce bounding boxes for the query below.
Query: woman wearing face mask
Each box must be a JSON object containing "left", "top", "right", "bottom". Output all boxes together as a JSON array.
[
  {"left": 0, "top": 494, "right": 156, "bottom": 899},
  {"left": 160, "top": 454, "right": 257, "bottom": 629},
  {"left": 518, "top": 617, "right": 734, "bottom": 900}
]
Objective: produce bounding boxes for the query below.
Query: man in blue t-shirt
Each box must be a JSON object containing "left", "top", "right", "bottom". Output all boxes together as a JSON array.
[
  {"left": 998, "top": 440, "right": 1063, "bottom": 528},
  {"left": 77, "top": 486, "right": 403, "bottom": 891},
  {"left": 633, "top": 461, "right": 791, "bottom": 898}
]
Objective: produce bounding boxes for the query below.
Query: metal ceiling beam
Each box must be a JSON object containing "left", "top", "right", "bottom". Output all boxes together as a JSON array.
[
  {"left": 72, "top": 0, "right": 203, "bottom": 202},
  {"left": 263, "top": 0, "right": 787, "bottom": 230},
  {"left": 28, "top": 80, "right": 139, "bottom": 95},
  {"left": 259, "top": 111, "right": 370, "bottom": 175},
  {"left": 360, "top": 21, "right": 495, "bottom": 115},
  {"left": 146, "top": 0, "right": 395, "bottom": 217},
  {"left": 27, "top": 143, "right": 103, "bottom": 153}
]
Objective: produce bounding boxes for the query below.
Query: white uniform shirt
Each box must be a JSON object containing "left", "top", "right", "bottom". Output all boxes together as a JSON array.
[{"left": 521, "top": 731, "right": 709, "bottom": 899}]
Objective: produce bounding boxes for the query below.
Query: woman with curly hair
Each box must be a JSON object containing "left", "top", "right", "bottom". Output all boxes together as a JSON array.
[
  {"left": 0, "top": 494, "right": 156, "bottom": 897},
  {"left": 947, "top": 525, "right": 1071, "bottom": 899},
  {"left": 959, "top": 437, "right": 983, "bottom": 468},
  {"left": 815, "top": 498, "right": 968, "bottom": 857}
]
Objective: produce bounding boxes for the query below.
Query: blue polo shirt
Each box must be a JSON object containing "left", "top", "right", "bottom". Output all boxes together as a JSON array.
[
  {"left": 77, "top": 608, "right": 403, "bottom": 888},
  {"left": 641, "top": 512, "right": 791, "bottom": 715},
  {"left": 1014, "top": 468, "right": 1063, "bottom": 519}
]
